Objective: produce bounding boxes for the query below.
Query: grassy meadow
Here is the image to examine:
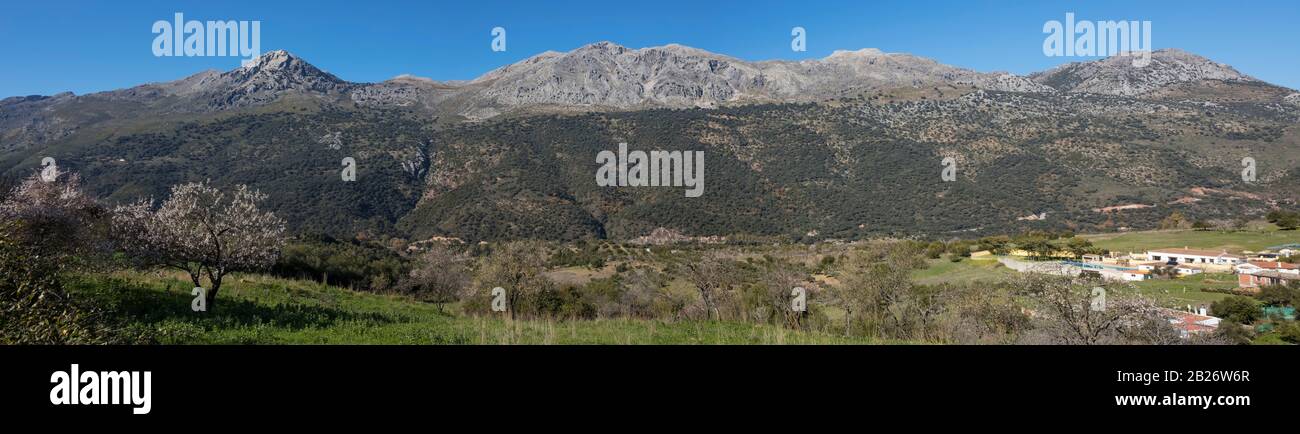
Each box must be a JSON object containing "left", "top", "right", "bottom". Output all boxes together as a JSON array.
[
  {"left": 52, "top": 228, "right": 1297, "bottom": 344},
  {"left": 67, "top": 271, "right": 877, "bottom": 345},
  {"left": 1081, "top": 228, "right": 1297, "bottom": 253},
  {"left": 911, "top": 257, "right": 1014, "bottom": 285},
  {"left": 1130, "top": 273, "right": 1237, "bottom": 305}
]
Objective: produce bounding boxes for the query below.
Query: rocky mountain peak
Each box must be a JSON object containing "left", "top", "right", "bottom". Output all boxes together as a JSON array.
[
  {"left": 575, "top": 41, "right": 631, "bottom": 54},
  {"left": 7, "top": 44, "right": 1284, "bottom": 120},
  {"left": 456, "top": 42, "right": 1061, "bottom": 114},
  {"left": 195, "top": 50, "right": 352, "bottom": 109},
  {"left": 1030, "top": 48, "right": 1255, "bottom": 96},
  {"left": 228, "top": 50, "right": 346, "bottom": 85},
  {"left": 243, "top": 49, "right": 296, "bottom": 67},
  {"left": 825, "top": 48, "right": 886, "bottom": 60}
]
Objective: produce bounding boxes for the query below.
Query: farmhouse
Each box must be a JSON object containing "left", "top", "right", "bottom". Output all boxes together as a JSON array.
[
  {"left": 1238, "top": 270, "right": 1300, "bottom": 289},
  {"left": 1146, "top": 247, "right": 1245, "bottom": 269},
  {"left": 1234, "top": 261, "right": 1300, "bottom": 275}
]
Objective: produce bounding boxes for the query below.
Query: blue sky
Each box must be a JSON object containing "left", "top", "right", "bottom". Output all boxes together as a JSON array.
[{"left": 2, "top": 0, "right": 1297, "bottom": 97}]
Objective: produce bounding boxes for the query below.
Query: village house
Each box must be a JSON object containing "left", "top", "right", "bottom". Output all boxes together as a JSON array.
[
  {"left": 1145, "top": 247, "right": 1245, "bottom": 272},
  {"left": 1173, "top": 264, "right": 1203, "bottom": 276},
  {"left": 1234, "top": 261, "right": 1300, "bottom": 275},
  {"left": 1158, "top": 307, "right": 1221, "bottom": 339},
  {"left": 1238, "top": 270, "right": 1300, "bottom": 289}
]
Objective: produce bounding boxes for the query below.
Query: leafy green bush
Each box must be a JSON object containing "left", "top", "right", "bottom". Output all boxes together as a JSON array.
[
  {"left": 1266, "top": 210, "right": 1300, "bottom": 231},
  {"left": 1211, "top": 296, "right": 1261, "bottom": 324},
  {"left": 0, "top": 222, "right": 147, "bottom": 344},
  {"left": 271, "top": 234, "right": 409, "bottom": 291}
]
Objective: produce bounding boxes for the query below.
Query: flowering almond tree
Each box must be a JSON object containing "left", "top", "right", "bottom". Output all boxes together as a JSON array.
[
  {"left": 0, "top": 172, "right": 107, "bottom": 260},
  {"left": 1015, "top": 274, "right": 1163, "bottom": 345},
  {"left": 114, "top": 182, "right": 286, "bottom": 310}
]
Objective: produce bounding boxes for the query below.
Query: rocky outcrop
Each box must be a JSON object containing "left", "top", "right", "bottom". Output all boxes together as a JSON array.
[
  {"left": 1029, "top": 49, "right": 1255, "bottom": 96},
  {"left": 462, "top": 42, "right": 1052, "bottom": 112}
]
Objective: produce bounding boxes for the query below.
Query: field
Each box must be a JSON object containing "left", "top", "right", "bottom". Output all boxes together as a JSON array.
[
  {"left": 67, "top": 271, "right": 877, "bottom": 345},
  {"left": 1078, "top": 228, "right": 1298, "bottom": 306},
  {"left": 1131, "top": 273, "right": 1237, "bottom": 306},
  {"left": 1081, "top": 229, "right": 1298, "bottom": 254},
  {"left": 544, "top": 264, "right": 617, "bottom": 287},
  {"left": 48, "top": 228, "right": 1298, "bottom": 345},
  {"left": 911, "top": 257, "right": 1014, "bottom": 285}
]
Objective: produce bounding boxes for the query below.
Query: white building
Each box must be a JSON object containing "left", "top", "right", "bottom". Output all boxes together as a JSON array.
[
  {"left": 1174, "top": 265, "right": 1203, "bottom": 276},
  {"left": 1235, "top": 261, "right": 1300, "bottom": 275},
  {"left": 1131, "top": 261, "right": 1164, "bottom": 272},
  {"left": 1099, "top": 268, "right": 1151, "bottom": 282},
  {"left": 1146, "top": 247, "right": 1245, "bottom": 267}
]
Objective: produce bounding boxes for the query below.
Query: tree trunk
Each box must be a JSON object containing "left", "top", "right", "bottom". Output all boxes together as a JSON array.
[
  {"left": 843, "top": 310, "right": 852, "bottom": 336},
  {"left": 205, "top": 287, "right": 219, "bottom": 311},
  {"left": 699, "top": 288, "right": 715, "bottom": 320},
  {"left": 205, "top": 272, "right": 223, "bottom": 311}
]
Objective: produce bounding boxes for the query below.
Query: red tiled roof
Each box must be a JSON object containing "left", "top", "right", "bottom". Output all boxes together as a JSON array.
[{"left": 1160, "top": 309, "right": 1219, "bottom": 334}]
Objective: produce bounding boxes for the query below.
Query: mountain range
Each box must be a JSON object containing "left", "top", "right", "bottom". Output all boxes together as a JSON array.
[{"left": 2, "top": 42, "right": 1297, "bottom": 242}]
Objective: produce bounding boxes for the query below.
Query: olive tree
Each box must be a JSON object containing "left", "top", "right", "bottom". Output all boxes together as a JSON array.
[
  {"left": 836, "top": 241, "right": 924, "bottom": 337},
  {"left": 401, "top": 246, "right": 470, "bottom": 311},
  {"left": 114, "top": 181, "right": 285, "bottom": 310},
  {"left": 758, "top": 260, "right": 809, "bottom": 328},
  {"left": 472, "top": 240, "right": 549, "bottom": 319},
  {"left": 682, "top": 253, "right": 733, "bottom": 320}
]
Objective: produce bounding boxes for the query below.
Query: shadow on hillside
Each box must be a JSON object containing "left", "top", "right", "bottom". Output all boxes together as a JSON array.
[{"left": 80, "top": 278, "right": 396, "bottom": 331}]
